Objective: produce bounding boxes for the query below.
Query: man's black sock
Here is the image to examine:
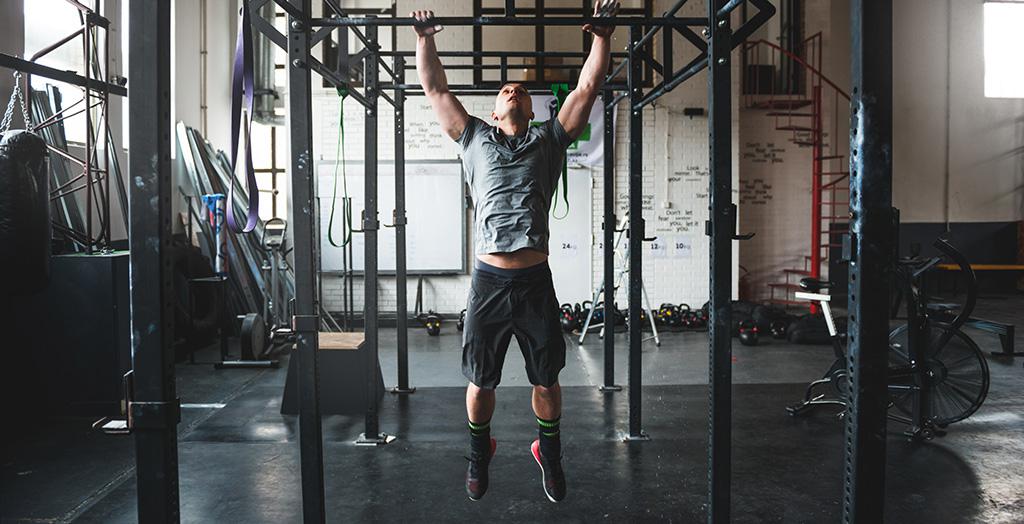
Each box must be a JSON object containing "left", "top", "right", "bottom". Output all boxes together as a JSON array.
[
  {"left": 468, "top": 419, "right": 491, "bottom": 458},
  {"left": 537, "top": 416, "right": 561, "bottom": 459}
]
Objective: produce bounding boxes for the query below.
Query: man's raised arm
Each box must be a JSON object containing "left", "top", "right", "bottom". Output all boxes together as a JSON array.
[
  {"left": 412, "top": 10, "right": 470, "bottom": 141},
  {"left": 558, "top": 1, "right": 619, "bottom": 141}
]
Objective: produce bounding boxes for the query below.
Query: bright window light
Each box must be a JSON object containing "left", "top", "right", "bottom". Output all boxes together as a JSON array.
[{"left": 984, "top": 1, "right": 1024, "bottom": 98}]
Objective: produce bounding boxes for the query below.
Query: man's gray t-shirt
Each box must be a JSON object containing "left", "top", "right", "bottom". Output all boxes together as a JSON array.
[{"left": 456, "top": 116, "right": 574, "bottom": 255}]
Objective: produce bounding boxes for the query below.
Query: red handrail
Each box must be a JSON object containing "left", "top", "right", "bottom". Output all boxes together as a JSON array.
[
  {"left": 742, "top": 38, "right": 851, "bottom": 101},
  {"left": 744, "top": 32, "right": 853, "bottom": 306}
]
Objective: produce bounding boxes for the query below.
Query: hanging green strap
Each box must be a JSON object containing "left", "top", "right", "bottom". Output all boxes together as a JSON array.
[
  {"left": 549, "top": 83, "right": 571, "bottom": 220},
  {"left": 327, "top": 86, "right": 353, "bottom": 248}
]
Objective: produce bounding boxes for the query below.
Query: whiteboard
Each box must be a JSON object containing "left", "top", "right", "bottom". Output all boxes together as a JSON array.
[
  {"left": 317, "top": 160, "right": 466, "bottom": 274},
  {"left": 547, "top": 167, "right": 595, "bottom": 305}
]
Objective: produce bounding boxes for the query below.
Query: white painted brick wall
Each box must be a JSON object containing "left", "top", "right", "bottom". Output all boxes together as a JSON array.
[{"left": 737, "top": 0, "right": 850, "bottom": 302}]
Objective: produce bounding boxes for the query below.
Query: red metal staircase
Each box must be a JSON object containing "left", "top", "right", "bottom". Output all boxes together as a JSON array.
[{"left": 742, "top": 33, "right": 851, "bottom": 308}]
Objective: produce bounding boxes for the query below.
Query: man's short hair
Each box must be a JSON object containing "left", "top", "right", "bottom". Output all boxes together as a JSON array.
[{"left": 499, "top": 82, "right": 529, "bottom": 93}]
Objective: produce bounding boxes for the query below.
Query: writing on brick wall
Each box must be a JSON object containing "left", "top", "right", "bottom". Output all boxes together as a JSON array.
[
  {"left": 742, "top": 141, "right": 786, "bottom": 163},
  {"left": 739, "top": 178, "right": 774, "bottom": 205}
]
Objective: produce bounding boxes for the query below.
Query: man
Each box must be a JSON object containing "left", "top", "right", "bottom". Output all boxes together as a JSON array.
[{"left": 412, "top": 1, "right": 618, "bottom": 503}]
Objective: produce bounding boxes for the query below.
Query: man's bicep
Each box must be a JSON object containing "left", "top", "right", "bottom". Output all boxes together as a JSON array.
[
  {"left": 427, "top": 91, "right": 471, "bottom": 141},
  {"left": 555, "top": 90, "right": 596, "bottom": 142}
]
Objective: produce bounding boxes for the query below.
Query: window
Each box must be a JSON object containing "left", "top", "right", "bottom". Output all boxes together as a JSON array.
[
  {"left": 23, "top": 0, "right": 97, "bottom": 143},
  {"left": 23, "top": 0, "right": 90, "bottom": 74},
  {"left": 251, "top": 124, "right": 288, "bottom": 221},
  {"left": 250, "top": 8, "right": 289, "bottom": 221},
  {"left": 984, "top": 1, "right": 1024, "bottom": 98}
]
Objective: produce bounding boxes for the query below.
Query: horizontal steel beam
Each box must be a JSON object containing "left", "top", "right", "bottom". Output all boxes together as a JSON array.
[
  {"left": 378, "top": 50, "right": 628, "bottom": 58},
  {"left": 0, "top": 53, "right": 127, "bottom": 97},
  {"left": 481, "top": 7, "right": 647, "bottom": 16},
  {"left": 634, "top": 0, "right": 692, "bottom": 50},
  {"left": 312, "top": 16, "right": 706, "bottom": 27},
  {"left": 383, "top": 83, "right": 628, "bottom": 94},
  {"left": 634, "top": 55, "right": 708, "bottom": 110},
  {"left": 631, "top": 0, "right": 777, "bottom": 111},
  {"left": 402, "top": 63, "right": 592, "bottom": 71}
]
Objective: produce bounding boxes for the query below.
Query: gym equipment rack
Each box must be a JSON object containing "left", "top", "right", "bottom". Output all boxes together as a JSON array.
[{"left": 121, "top": 1, "right": 897, "bottom": 523}]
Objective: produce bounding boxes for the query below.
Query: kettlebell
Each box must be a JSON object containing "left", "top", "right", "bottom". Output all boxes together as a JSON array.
[
  {"left": 769, "top": 319, "right": 787, "bottom": 340},
  {"left": 457, "top": 309, "right": 466, "bottom": 332},
  {"left": 738, "top": 320, "right": 759, "bottom": 346},
  {"left": 657, "top": 303, "right": 676, "bottom": 327},
  {"left": 425, "top": 314, "right": 441, "bottom": 336},
  {"left": 560, "top": 303, "right": 578, "bottom": 333}
]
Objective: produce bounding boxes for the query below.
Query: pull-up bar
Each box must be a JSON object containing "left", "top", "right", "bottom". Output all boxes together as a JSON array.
[
  {"left": 377, "top": 51, "right": 629, "bottom": 59},
  {"left": 313, "top": 16, "right": 707, "bottom": 28},
  {"left": 0, "top": 53, "right": 127, "bottom": 97}
]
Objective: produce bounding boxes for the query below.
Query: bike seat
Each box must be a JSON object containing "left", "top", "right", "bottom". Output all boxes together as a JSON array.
[{"left": 799, "top": 278, "right": 834, "bottom": 293}]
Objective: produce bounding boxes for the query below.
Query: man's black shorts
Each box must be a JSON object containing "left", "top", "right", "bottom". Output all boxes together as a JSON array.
[{"left": 461, "top": 260, "right": 566, "bottom": 389}]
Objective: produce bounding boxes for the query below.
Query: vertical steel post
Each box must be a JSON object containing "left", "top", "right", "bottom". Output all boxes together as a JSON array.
[
  {"left": 392, "top": 54, "right": 414, "bottom": 395},
  {"left": 128, "top": 0, "right": 180, "bottom": 520},
  {"left": 361, "top": 22, "right": 384, "bottom": 442},
  {"left": 347, "top": 228, "right": 355, "bottom": 329},
  {"left": 84, "top": 15, "right": 93, "bottom": 253},
  {"left": 286, "top": 2, "right": 327, "bottom": 521},
  {"left": 582, "top": 0, "right": 592, "bottom": 51},
  {"left": 662, "top": 14, "right": 673, "bottom": 81},
  {"left": 707, "top": 1, "right": 734, "bottom": 522},
  {"left": 472, "top": 2, "right": 482, "bottom": 86},
  {"left": 535, "top": 0, "right": 545, "bottom": 83},
  {"left": 626, "top": 25, "right": 647, "bottom": 440},
  {"left": 102, "top": 15, "right": 112, "bottom": 246},
  {"left": 600, "top": 89, "right": 620, "bottom": 393},
  {"left": 845, "top": 1, "right": 893, "bottom": 522}
]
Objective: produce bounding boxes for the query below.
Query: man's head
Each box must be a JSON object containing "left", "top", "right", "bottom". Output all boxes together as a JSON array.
[{"left": 491, "top": 82, "right": 534, "bottom": 124}]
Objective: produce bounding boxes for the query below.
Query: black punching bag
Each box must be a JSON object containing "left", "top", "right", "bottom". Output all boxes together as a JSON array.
[{"left": 0, "top": 130, "right": 51, "bottom": 295}]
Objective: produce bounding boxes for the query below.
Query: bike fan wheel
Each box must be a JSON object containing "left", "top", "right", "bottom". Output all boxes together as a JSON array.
[{"left": 887, "top": 323, "right": 990, "bottom": 426}]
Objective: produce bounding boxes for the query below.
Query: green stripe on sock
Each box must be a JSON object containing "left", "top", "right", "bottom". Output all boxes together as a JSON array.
[
  {"left": 536, "top": 417, "right": 560, "bottom": 429},
  {"left": 542, "top": 430, "right": 560, "bottom": 437},
  {"left": 468, "top": 420, "right": 490, "bottom": 431}
]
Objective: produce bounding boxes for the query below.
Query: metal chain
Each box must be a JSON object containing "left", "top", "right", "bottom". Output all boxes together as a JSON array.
[
  {"left": 18, "top": 72, "right": 32, "bottom": 131},
  {"left": 1, "top": 71, "right": 33, "bottom": 134},
  {"left": 0, "top": 75, "right": 18, "bottom": 133}
]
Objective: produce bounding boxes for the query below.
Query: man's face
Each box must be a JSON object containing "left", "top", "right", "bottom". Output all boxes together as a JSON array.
[{"left": 492, "top": 83, "right": 534, "bottom": 122}]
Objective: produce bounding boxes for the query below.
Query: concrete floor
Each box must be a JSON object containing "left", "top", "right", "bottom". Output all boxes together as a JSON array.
[{"left": 2, "top": 296, "right": 1023, "bottom": 523}]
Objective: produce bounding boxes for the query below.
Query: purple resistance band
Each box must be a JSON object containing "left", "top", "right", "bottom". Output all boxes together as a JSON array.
[{"left": 227, "top": 3, "right": 259, "bottom": 233}]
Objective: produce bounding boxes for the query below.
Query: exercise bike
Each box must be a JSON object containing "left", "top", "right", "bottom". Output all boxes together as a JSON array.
[{"left": 787, "top": 238, "right": 990, "bottom": 440}]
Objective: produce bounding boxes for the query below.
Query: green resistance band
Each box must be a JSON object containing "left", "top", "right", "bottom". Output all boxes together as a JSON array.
[
  {"left": 327, "top": 86, "right": 353, "bottom": 248},
  {"left": 550, "top": 82, "right": 570, "bottom": 220}
]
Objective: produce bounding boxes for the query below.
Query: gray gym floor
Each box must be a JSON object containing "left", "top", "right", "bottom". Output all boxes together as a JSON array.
[{"left": 2, "top": 296, "right": 1023, "bottom": 522}]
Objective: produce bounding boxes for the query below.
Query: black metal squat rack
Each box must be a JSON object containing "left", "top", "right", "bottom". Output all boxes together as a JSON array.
[{"left": 123, "top": 0, "right": 895, "bottom": 523}]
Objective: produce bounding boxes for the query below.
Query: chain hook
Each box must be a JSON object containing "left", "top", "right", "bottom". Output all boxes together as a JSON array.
[{"left": 1, "top": 71, "right": 33, "bottom": 134}]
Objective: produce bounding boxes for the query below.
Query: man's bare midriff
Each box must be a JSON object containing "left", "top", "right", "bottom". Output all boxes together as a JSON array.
[{"left": 476, "top": 247, "right": 548, "bottom": 269}]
